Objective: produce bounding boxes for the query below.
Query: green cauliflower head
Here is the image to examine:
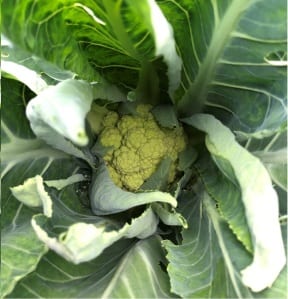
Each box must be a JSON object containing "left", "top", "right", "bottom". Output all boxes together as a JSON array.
[{"left": 97, "top": 104, "right": 186, "bottom": 191}]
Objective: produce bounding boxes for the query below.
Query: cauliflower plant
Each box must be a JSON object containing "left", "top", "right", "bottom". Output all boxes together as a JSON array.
[{"left": 97, "top": 104, "right": 186, "bottom": 191}]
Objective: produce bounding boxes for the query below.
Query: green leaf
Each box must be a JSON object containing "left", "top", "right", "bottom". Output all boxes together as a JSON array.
[
  {"left": 158, "top": 0, "right": 286, "bottom": 134},
  {"left": 163, "top": 190, "right": 287, "bottom": 298},
  {"left": 183, "top": 113, "right": 286, "bottom": 292},
  {"left": 195, "top": 155, "right": 253, "bottom": 252},
  {"left": 2, "top": 0, "right": 181, "bottom": 101},
  {"left": 31, "top": 205, "right": 159, "bottom": 264},
  {"left": 247, "top": 130, "right": 287, "bottom": 191},
  {"left": 2, "top": 60, "right": 48, "bottom": 95},
  {"left": 1, "top": 222, "right": 48, "bottom": 298},
  {"left": 1, "top": 39, "right": 74, "bottom": 84},
  {"left": 26, "top": 79, "right": 94, "bottom": 149},
  {"left": 140, "top": 158, "right": 172, "bottom": 191},
  {"left": 163, "top": 191, "right": 253, "bottom": 298},
  {"left": 2, "top": 0, "right": 99, "bottom": 81},
  {"left": 151, "top": 203, "right": 187, "bottom": 228},
  {"left": 9, "top": 236, "right": 177, "bottom": 298},
  {"left": 152, "top": 104, "right": 179, "bottom": 129},
  {"left": 90, "top": 163, "right": 177, "bottom": 215},
  {"left": 9, "top": 169, "right": 160, "bottom": 264},
  {"left": 1, "top": 77, "right": 84, "bottom": 297}
]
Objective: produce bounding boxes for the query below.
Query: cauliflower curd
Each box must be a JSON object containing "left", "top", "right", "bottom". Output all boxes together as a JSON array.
[{"left": 98, "top": 104, "right": 186, "bottom": 191}]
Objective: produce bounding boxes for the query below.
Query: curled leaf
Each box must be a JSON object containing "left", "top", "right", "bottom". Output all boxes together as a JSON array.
[
  {"left": 31, "top": 207, "right": 158, "bottom": 264},
  {"left": 90, "top": 163, "right": 177, "bottom": 215},
  {"left": 183, "top": 113, "right": 286, "bottom": 292},
  {"left": 26, "top": 79, "right": 94, "bottom": 147}
]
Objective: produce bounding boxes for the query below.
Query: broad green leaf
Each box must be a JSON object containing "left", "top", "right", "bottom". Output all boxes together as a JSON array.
[
  {"left": 2, "top": 0, "right": 181, "bottom": 102},
  {"left": 164, "top": 190, "right": 287, "bottom": 298},
  {"left": 157, "top": 0, "right": 287, "bottom": 134},
  {"left": 1, "top": 38, "right": 75, "bottom": 82},
  {"left": 194, "top": 155, "right": 253, "bottom": 252},
  {"left": 163, "top": 191, "right": 253, "bottom": 298},
  {"left": 1, "top": 0, "right": 98, "bottom": 81},
  {"left": 246, "top": 130, "right": 287, "bottom": 191},
  {"left": 8, "top": 237, "right": 176, "bottom": 299},
  {"left": 1, "top": 78, "right": 85, "bottom": 297},
  {"left": 90, "top": 163, "right": 177, "bottom": 215},
  {"left": 183, "top": 114, "right": 286, "bottom": 292},
  {"left": 1, "top": 222, "right": 48, "bottom": 298}
]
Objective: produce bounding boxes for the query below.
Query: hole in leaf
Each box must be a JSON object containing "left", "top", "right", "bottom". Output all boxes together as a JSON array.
[{"left": 264, "top": 50, "right": 287, "bottom": 66}]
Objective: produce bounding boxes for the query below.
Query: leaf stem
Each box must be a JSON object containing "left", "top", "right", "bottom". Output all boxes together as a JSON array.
[
  {"left": 103, "top": 0, "right": 141, "bottom": 61},
  {"left": 177, "top": 0, "right": 250, "bottom": 117}
]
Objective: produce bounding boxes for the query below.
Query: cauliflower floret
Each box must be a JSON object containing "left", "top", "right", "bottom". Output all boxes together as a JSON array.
[
  {"left": 124, "top": 128, "right": 146, "bottom": 149},
  {"left": 100, "top": 127, "right": 122, "bottom": 149},
  {"left": 113, "top": 147, "right": 140, "bottom": 174},
  {"left": 122, "top": 173, "right": 144, "bottom": 191},
  {"left": 107, "top": 165, "right": 123, "bottom": 188},
  {"left": 141, "top": 164, "right": 157, "bottom": 180},
  {"left": 117, "top": 115, "right": 144, "bottom": 134},
  {"left": 98, "top": 104, "right": 187, "bottom": 191},
  {"left": 136, "top": 104, "right": 152, "bottom": 117},
  {"left": 102, "top": 111, "right": 119, "bottom": 127},
  {"left": 144, "top": 118, "right": 160, "bottom": 130},
  {"left": 139, "top": 139, "right": 166, "bottom": 161}
]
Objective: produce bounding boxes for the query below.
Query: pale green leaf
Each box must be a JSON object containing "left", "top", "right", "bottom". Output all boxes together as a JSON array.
[
  {"left": 90, "top": 163, "right": 177, "bottom": 215},
  {"left": 31, "top": 207, "right": 158, "bottom": 264},
  {"left": 26, "top": 79, "right": 94, "bottom": 148},
  {"left": 194, "top": 155, "right": 253, "bottom": 252},
  {"left": 152, "top": 104, "right": 179, "bottom": 128},
  {"left": 1, "top": 38, "right": 75, "bottom": 82},
  {"left": 145, "top": 0, "right": 182, "bottom": 97},
  {"left": 1, "top": 78, "right": 84, "bottom": 297},
  {"left": 45, "top": 173, "right": 86, "bottom": 190},
  {"left": 248, "top": 130, "right": 287, "bottom": 191},
  {"left": 151, "top": 203, "right": 187, "bottom": 228},
  {"left": 163, "top": 191, "right": 253, "bottom": 298},
  {"left": 164, "top": 190, "right": 287, "bottom": 298},
  {"left": 1, "top": 222, "right": 48, "bottom": 298},
  {"left": 183, "top": 113, "right": 286, "bottom": 292},
  {"left": 9, "top": 237, "right": 176, "bottom": 298},
  {"left": 2, "top": 60, "right": 48, "bottom": 95}
]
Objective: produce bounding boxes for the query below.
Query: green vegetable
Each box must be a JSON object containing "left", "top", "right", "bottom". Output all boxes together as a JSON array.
[
  {"left": 1, "top": 0, "right": 287, "bottom": 298},
  {"left": 95, "top": 104, "right": 186, "bottom": 191}
]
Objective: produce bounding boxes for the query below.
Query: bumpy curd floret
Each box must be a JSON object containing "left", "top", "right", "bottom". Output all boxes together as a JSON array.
[{"left": 97, "top": 104, "right": 187, "bottom": 191}]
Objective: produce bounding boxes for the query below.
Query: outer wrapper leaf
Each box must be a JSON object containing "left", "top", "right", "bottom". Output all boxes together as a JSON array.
[
  {"left": 183, "top": 114, "right": 286, "bottom": 292},
  {"left": 26, "top": 79, "right": 94, "bottom": 149},
  {"left": 31, "top": 207, "right": 159, "bottom": 264},
  {"left": 163, "top": 190, "right": 287, "bottom": 298},
  {"left": 8, "top": 236, "right": 177, "bottom": 299},
  {"left": 90, "top": 163, "right": 177, "bottom": 215},
  {"left": 1, "top": 78, "right": 83, "bottom": 297}
]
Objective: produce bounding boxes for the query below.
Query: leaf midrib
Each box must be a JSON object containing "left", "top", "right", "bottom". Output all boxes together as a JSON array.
[{"left": 177, "top": 0, "right": 252, "bottom": 117}]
